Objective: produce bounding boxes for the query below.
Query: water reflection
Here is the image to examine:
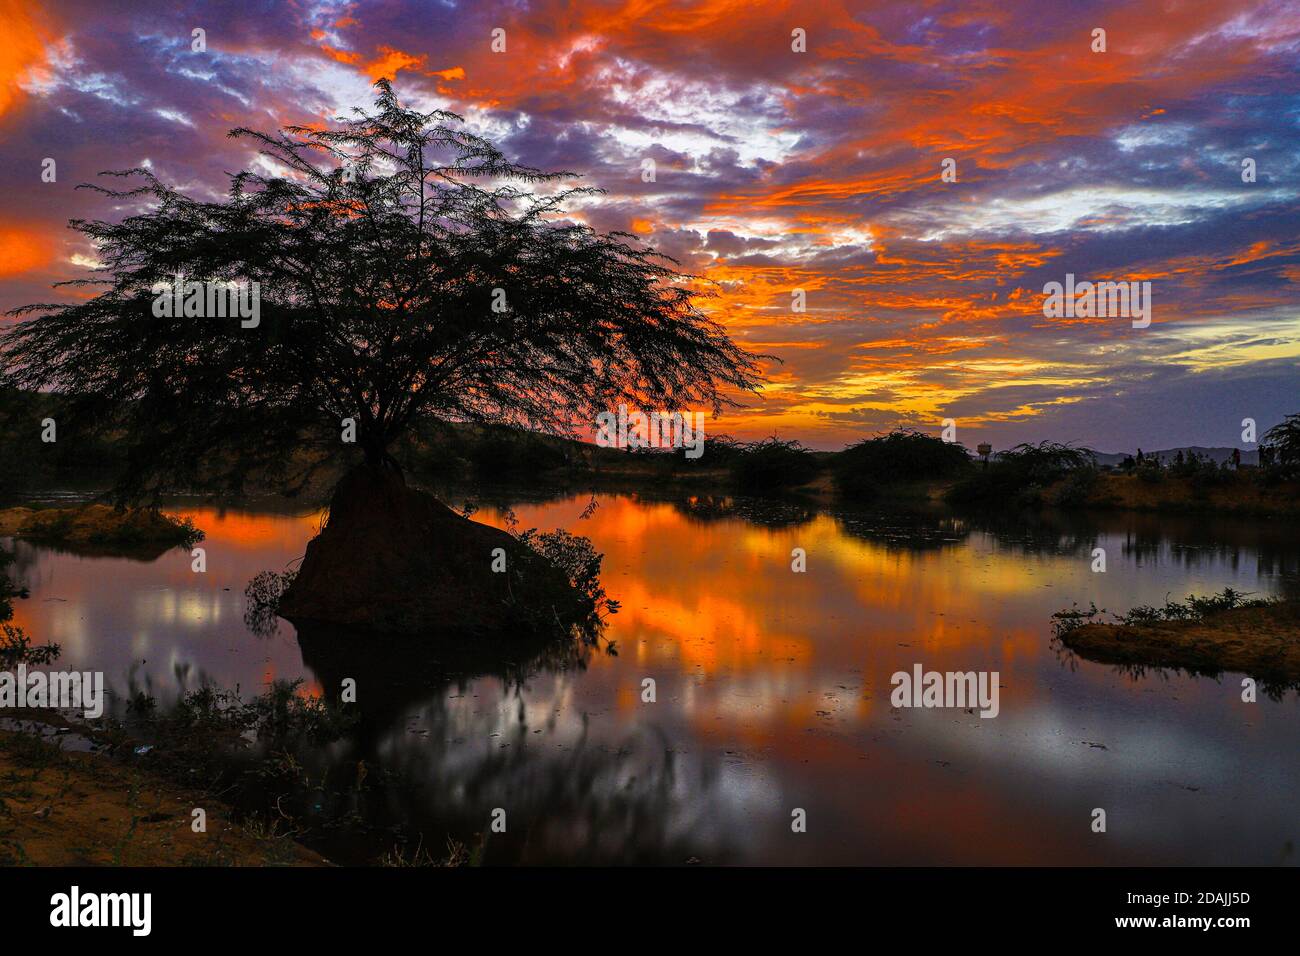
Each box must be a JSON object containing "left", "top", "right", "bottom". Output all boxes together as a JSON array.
[{"left": 3, "top": 492, "right": 1299, "bottom": 864}]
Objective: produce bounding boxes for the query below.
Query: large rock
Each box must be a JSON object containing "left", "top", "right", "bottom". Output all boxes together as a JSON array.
[{"left": 278, "top": 463, "right": 580, "bottom": 635}]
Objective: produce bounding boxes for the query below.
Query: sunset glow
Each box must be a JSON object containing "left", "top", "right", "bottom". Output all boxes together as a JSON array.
[{"left": 1, "top": 0, "right": 1297, "bottom": 452}]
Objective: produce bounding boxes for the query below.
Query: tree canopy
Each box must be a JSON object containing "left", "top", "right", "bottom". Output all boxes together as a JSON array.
[
  {"left": 1263, "top": 413, "right": 1300, "bottom": 478},
  {"left": 2, "top": 80, "right": 764, "bottom": 499}
]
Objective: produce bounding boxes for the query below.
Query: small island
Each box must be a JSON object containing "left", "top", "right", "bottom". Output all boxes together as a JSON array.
[
  {"left": 0, "top": 504, "right": 203, "bottom": 555},
  {"left": 1052, "top": 591, "right": 1300, "bottom": 691}
]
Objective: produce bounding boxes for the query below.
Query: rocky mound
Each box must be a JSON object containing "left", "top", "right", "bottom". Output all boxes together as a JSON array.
[{"left": 278, "top": 464, "right": 581, "bottom": 635}]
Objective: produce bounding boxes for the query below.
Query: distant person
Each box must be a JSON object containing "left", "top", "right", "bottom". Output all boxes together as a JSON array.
[{"left": 1232, "top": 448, "right": 1241, "bottom": 470}]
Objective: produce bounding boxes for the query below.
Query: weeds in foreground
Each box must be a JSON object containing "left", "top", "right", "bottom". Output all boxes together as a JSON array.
[
  {"left": 0, "top": 727, "right": 65, "bottom": 770},
  {"left": 142, "top": 679, "right": 358, "bottom": 751},
  {"left": 380, "top": 835, "right": 473, "bottom": 867}
]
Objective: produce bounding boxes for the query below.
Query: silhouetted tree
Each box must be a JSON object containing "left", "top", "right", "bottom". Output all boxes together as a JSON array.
[
  {"left": 1, "top": 80, "right": 763, "bottom": 500},
  {"left": 833, "top": 428, "right": 971, "bottom": 498},
  {"left": 1263, "top": 413, "right": 1300, "bottom": 479}
]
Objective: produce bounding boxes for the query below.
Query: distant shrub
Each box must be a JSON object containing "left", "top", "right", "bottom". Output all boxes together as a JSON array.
[
  {"left": 833, "top": 429, "right": 971, "bottom": 498},
  {"left": 689, "top": 434, "right": 746, "bottom": 466},
  {"left": 728, "top": 438, "right": 820, "bottom": 493},
  {"left": 1189, "top": 461, "right": 1235, "bottom": 493},
  {"left": 1262, "top": 413, "right": 1300, "bottom": 481},
  {"left": 947, "top": 441, "right": 1095, "bottom": 508},
  {"left": 1136, "top": 463, "right": 1164, "bottom": 484},
  {"left": 1048, "top": 467, "right": 1098, "bottom": 507},
  {"left": 1002, "top": 442, "right": 1096, "bottom": 483},
  {"left": 470, "top": 428, "right": 568, "bottom": 477},
  {"left": 1160, "top": 450, "right": 1237, "bottom": 492}
]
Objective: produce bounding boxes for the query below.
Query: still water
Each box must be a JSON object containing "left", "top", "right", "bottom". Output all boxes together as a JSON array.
[{"left": 5, "top": 492, "right": 1299, "bottom": 864}]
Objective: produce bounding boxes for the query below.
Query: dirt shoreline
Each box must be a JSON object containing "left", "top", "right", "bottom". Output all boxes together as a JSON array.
[
  {"left": 0, "top": 720, "right": 328, "bottom": 866},
  {"left": 1074, "top": 473, "right": 1300, "bottom": 516}
]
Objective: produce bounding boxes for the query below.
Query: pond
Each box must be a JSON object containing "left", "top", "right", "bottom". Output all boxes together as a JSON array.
[{"left": 5, "top": 491, "right": 1299, "bottom": 864}]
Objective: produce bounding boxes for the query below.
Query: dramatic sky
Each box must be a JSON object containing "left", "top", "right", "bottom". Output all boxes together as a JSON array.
[{"left": 1, "top": 0, "right": 1297, "bottom": 451}]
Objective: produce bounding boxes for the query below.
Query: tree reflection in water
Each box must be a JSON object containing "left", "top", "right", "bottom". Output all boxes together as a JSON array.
[{"left": 280, "top": 623, "right": 741, "bottom": 865}]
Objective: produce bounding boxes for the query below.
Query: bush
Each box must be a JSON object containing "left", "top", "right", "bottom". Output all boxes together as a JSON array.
[
  {"left": 1136, "top": 463, "right": 1164, "bottom": 484},
  {"left": 469, "top": 428, "right": 568, "bottom": 478},
  {"left": 690, "top": 434, "right": 746, "bottom": 466},
  {"left": 946, "top": 441, "right": 1095, "bottom": 508},
  {"left": 1048, "top": 468, "right": 1098, "bottom": 506},
  {"left": 833, "top": 429, "right": 970, "bottom": 498},
  {"left": 1262, "top": 413, "right": 1300, "bottom": 481},
  {"left": 1189, "top": 461, "right": 1235, "bottom": 494},
  {"left": 515, "top": 527, "right": 619, "bottom": 635},
  {"left": 728, "top": 438, "right": 820, "bottom": 493}
]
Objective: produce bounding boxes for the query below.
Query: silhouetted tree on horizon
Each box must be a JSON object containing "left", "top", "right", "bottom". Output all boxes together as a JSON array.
[{"left": 1, "top": 80, "right": 764, "bottom": 500}]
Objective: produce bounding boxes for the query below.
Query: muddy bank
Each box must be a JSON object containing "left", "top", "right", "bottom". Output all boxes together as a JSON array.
[
  {"left": 1057, "top": 600, "right": 1300, "bottom": 688},
  {"left": 1075, "top": 473, "right": 1300, "bottom": 516},
  {"left": 0, "top": 722, "right": 327, "bottom": 866}
]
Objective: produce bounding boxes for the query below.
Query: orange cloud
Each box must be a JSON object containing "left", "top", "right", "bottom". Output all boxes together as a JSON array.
[
  {"left": 0, "top": 0, "right": 52, "bottom": 118},
  {"left": 0, "top": 222, "right": 56, "bottom": 277}
]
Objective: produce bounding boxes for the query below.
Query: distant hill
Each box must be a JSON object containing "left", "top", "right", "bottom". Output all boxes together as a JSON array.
[{"left": 1092, "top": 446, "right": 1257, "bottom": 467}]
